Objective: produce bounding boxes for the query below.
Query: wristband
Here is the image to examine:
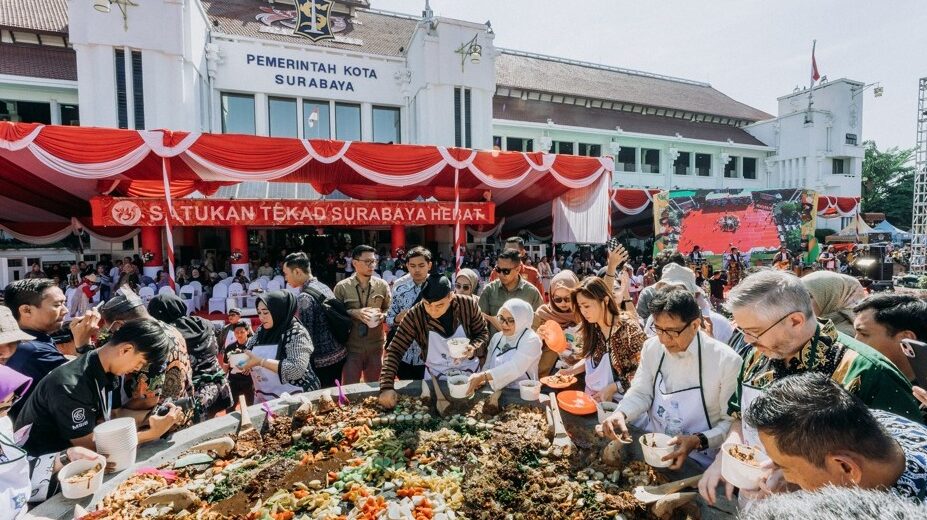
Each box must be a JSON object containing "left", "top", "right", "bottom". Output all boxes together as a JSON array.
[{"left": 695, "top": 432, "right": 709, "bottom": 450}]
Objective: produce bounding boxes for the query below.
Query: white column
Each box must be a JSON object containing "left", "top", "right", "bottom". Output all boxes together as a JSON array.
[
  {"left": 49, "top": 99, "right": 61, "bottom": 125},
  {"left": 361, "top": 102, "right": 373, "bottom": 142},
  {"left": 254, "top": 93, "right": 268, "bottom": 136}
]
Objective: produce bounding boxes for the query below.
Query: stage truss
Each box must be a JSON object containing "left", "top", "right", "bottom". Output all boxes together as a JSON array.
[{"left": 912, "top": 77, "right": 927, "bottom": 273}]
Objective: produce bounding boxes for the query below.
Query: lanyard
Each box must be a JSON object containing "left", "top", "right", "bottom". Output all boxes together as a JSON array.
[
  {"left": 355, "top": 280, "right": 371, "bottom": 308},
  {"left": 96, "top": 380, "right": 112, "bottom": 422},
  {"left": 593, "top": 315, "right": 617, "bottom": 369}
]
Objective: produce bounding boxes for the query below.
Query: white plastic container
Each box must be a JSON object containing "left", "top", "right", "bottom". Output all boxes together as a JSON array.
[
  {"left": 518, "top": 380, "right": 541, "bottom": 401},
  {"left": 228, "top": 352, "right": 248, "bottom": 372},
  {"left": 447, "top": 375, "right": 471, "bottom": 399},
  {"left": 446, "top": 338, "right": 470, "bottom": 359},
  {"left": 596, "top": 401, "right": 619, "bottom": 424},
  {"left": 639, "top": 432, "right": 676, "bottom": 468},
  {"left": 720, "top": 443, "right": 771, "bottom": 490},
  {"left": 59, "top": 458, "right": 106, "bottom": 499},
  {"left": 94, "top": 418, "right": 138, "bottom": 472}
]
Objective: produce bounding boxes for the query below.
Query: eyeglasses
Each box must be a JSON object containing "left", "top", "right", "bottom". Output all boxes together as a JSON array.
[
  {"left": 652, "top": 319, "right": 697, "bottom": 338},
  {"left": 355, "top": 258, "right": 378, "bottom": 266},
  {"left": 552, "top": 296, "right": 570, "bottom": 304},
  {"left": 737, "top": 311, "right": 796, "bottom": 343},
  {"left": 497, "top": 316, "right": 516, "bottom": 326},
  {"left": 455, "top": 284, "right": 471, "bottom": 291},
  {"left": 494, "top": 266, "right": 514, "bottom": 275}
]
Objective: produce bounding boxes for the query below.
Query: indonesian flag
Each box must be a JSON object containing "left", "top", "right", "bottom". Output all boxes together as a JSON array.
[
  {"left": 811, "top": 42, "right": 821, "bottom": 82},
  {"left": 307, "top": 107, "right": 319, "bottom": 128}
]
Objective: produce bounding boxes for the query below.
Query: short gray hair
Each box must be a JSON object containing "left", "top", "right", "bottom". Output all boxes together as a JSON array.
[
  {"left": 725, "top": 269, "right": 813, "bottom": 318},
  {"left": 739, "top": 486, "right": 927, "bottom": 520}
]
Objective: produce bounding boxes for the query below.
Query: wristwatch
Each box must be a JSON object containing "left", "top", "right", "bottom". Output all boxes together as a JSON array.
[{"left": 695, "top": 432, "right": 709, "bottom": 451}]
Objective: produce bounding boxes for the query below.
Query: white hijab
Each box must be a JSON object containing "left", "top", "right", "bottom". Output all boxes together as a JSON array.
[{"left": 500, "top": 298, "right": 535, "bottom": 344}]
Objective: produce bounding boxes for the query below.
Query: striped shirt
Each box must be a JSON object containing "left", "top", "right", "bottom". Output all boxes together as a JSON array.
[{"left": 380, "top": 295, "right": 489, "bottom": 390}]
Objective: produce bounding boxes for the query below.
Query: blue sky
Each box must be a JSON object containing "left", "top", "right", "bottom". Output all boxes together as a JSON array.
[{"left": 377, "top": 0, "right": 927, "bottom": 151}]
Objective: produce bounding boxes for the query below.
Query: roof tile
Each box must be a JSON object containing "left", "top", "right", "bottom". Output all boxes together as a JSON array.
[
  {"left": 0, "top": 43, "right": 76, "bottom": 81},
  {"left": 0, "top": 0, "right": 69, "bottom": 33}
]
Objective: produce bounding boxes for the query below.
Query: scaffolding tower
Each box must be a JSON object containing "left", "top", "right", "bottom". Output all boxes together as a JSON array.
[{"left": 912, "top": 77, "right": 927, "bottom": 273}]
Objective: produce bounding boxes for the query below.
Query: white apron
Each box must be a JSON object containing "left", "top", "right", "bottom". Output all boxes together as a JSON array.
[
  {"left": 485, "top": 330, "right": 533, "bottom": 389},
  {"left": 739, "top": 384, "right": 765, "bottom": 449},
  {"left": 0, "top": 418, "right": 30, "bottom": 519},
  {"left": 584, "top": 352, "right": 626, "bottom": 403},
  {"left": 424, "top": 326, "right": 480, "bottom": 380},
  {"left": 646, "top": 334, "right": 717, "bottom": 467},
  {"left": 250, "top": 343, "right": 303, "bottom": 403}
]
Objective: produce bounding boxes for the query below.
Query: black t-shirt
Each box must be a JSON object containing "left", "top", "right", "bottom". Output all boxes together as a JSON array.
[
  {"left": 14, "top": 350, "right": 118, "bottom": 456},
  {"left": 708, "top": 277, "right": 726, "bottom": 299}
]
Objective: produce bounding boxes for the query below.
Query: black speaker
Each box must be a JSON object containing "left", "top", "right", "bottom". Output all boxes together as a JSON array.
[{"left": 852, "top": 245, "right": 892, "bottom": 281}]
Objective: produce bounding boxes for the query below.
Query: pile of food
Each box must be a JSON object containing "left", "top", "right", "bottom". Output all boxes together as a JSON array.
[{"left": 78, "top": 394, "right": 692, "bottom": 520}]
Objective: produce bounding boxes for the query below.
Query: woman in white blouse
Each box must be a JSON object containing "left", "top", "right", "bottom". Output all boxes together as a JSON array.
[{"left": 466, "top": 298, "right": 542, "bottom": 394}]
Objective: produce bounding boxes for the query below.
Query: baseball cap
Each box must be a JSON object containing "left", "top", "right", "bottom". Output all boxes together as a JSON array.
[
  {"left": 228, "top": 307, "right": 242, "bottom": 316},
  {"left": 658, "top": 263, "right": 698, "bottom": 293},
  {"left": 0, "top": 306, "right": 35, "bottom": 345}
]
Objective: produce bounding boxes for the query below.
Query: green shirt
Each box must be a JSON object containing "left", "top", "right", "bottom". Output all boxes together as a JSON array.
[
  {"left": 729, "top": 320, "right": 922, "bottom": 424},
  {"left": 478, "top": 277, "right": 543, "bottom": 335}
]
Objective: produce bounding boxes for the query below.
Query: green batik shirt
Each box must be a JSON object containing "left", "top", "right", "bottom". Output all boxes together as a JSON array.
[{"left": 729, "top": 320, "right": 923, "bottom": 424}]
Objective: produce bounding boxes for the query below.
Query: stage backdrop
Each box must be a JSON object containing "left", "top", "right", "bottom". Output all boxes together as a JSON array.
[{"left": 652, "top": 189, "right": 819, "bottom": 265}]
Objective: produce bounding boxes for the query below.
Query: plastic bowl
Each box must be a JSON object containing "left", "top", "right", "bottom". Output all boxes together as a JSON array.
[
  {"left": 556, "top": 390, "right": 597, "bottom": 415},
  {"left": 228, "top": 352, "right": 248, "bottom": 370},
  {"left": 639, "top": 433, "right": 676, "bottom": 468},
  {"left": 596, "top": 401, "right": 619, "bottom": 424},
  {"left": 446, "top": 338, "right": 470, "bottom": 359},
  {"left": 447, "top": 375, "right": 471, "bottom": 399},
  {"left": 519, "top": 380, "right": 541, "bottom": 401},
  {"left": 721, "top": 443, "right": 770, "bottom": 490},
  {"left": 59, "top": 458, "right": 105, "bottom": 499},
  {"left": 538, "top": 320, "right": 568, "bottom": 353}
]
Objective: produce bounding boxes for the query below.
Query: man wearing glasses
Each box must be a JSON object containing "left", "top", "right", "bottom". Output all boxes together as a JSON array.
[
  {"left": 478, "top": 250, "right": 542, "bottom": 335},
  {"left": 334, "top": 245, "right": 391, "bottom": 384},
  {"left": 602, "top": 286, "right": 743, "bottom": 470},
  {"left": 698, "top": 270, "right": 922, "bottom": 506}
]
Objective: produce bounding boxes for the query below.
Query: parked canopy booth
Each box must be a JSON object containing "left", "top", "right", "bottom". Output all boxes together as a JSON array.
[{"left": 0, "top": 122, "right": 612, "bottom": 294}]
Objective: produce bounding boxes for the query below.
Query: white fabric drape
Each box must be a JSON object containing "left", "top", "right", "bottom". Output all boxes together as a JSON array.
[
  {"left": 467, "top": 218, "right": 507, "bottom": 240},
  {"left": 552, "top": 173, "right": 610, "bottom": 244}
]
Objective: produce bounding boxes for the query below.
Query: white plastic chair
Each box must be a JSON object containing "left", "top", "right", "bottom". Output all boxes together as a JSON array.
[
  {"left": 188, "top": 281, "right": 205, "bottom": 307},
  {"left": 217, "top": 277, "right": 233, "bottom": 287},
  {"left": 267, "top": 279, "right": 284, "bottom": 291},
  {"left": 208, "top": 283, "right": 228, "bottom": 314},
  {"left": 139, "top": 286, "right": 155, "bottom": 304},
  {"left": 248, "top": 281, "right": 263, "bottom": 293},
  {"left": 256, "top": 278, "right": 269, "bottom": 290},
  {"left": 179, "top": 285, "right": 197, "bottom": 314},
  {"left": 228, "top": 283, "right": 245, "bottom": 297},
  {"left": 272, "top": 275, "right": 285, "bottom": 286},
  {"left": 218, "top": 272, "right": 228, "bottom": 279},
  {"left": 158, "top": 285, "right": 175, "bottom": 296}
]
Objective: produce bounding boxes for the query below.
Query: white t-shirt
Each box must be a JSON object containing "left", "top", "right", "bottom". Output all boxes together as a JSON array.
[{"left": 344, "top": 256, "right": 354, "bottom": 273}]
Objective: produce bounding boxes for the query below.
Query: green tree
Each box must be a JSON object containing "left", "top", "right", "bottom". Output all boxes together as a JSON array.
[{"left": 860, "top": 141, "right": 915, "bottom": 228}]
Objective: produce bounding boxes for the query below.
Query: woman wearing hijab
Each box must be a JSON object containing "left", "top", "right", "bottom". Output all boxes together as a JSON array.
[
  {"left": 239, "top": 290, "right": 320, "bottom": 402},
  {"left": 454, "top": 268, "right": 480, "bottom": 298},
  {"left": 467, "top": 298, "right": 542, "bottom": 394},
  {"left": 801, "top": 271, "right": 866, "bottom": 336},
  {"left": 148, "top": 294, "right": 232, "bottom": 419},
  {"left": 532, "top": 270, "right": 580, "bottom": 377}
]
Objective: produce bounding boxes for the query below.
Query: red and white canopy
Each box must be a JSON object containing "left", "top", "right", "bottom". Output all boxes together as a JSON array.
[
  {"left": 0, "top": 122, "right": 612, "bottom": 243},
  {"left": 815, "top": 195, "right": 860, "bottom": 218}
]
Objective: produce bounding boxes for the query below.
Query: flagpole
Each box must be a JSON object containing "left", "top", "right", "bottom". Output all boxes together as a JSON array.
[{"left": 805, "top": 40, "right": 817, "bottom": 123}]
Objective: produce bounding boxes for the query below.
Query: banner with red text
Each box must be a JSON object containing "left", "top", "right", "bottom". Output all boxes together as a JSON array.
[{"left": 91, "top": 197, "right": 495, "bottom": 227}]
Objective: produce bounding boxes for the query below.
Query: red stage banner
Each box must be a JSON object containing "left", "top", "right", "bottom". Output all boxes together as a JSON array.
[{"left": 91, "top": 197, "right": 495, "bottom": 227}]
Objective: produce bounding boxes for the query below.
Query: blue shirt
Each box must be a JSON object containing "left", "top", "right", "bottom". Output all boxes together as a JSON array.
[
  {"left": 6, "top": 329, "right": 66, "bottom": 416},
  {"left": 874, "top": 409, "right": 927, "bottom": 502}
]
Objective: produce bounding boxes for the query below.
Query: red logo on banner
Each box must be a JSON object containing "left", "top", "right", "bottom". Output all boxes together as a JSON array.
[{"left": 91, "top": 197, "right": 495, "bottom": 227}]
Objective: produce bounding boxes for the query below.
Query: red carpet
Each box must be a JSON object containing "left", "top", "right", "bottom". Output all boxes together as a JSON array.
[{"left": 677, "top": 205, "right": 781, "bottom": 255}]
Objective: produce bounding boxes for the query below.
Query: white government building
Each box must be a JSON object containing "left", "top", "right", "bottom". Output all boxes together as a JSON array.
[{"left": 0, "top": 0, "right": 865, "bottom": 273}]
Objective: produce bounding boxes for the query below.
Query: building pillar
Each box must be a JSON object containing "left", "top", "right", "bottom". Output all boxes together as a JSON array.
[
  {"left": 140, "top": 226, "right": 163, "bottom": 279},
  {"left": 229, "top": 225, "right": 250, "bottom": 278},
  {"left": 391, "top": 224, "right": 406, "bottom": 257}
]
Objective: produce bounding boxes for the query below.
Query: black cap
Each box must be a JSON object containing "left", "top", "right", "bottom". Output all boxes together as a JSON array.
[
  {"left": 420, "top": 274, "right": 452, "bottom": 303},
  {"left": 228, "top": 307, "right": 242, "bottom": 316},
  {"left": 100, "top": 287, "right": 143, "bottom": 322}
]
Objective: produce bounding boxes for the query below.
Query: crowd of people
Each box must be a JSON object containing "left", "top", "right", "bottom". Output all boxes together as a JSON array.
[{"left": 2, "top": 235, "right": 927, "bottom": 517}]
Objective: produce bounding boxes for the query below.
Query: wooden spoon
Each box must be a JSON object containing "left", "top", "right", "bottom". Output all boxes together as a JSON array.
[
  {"left": 633, "top": 474, "right": 703, "bottom": 504},
  {"left": 234, "top": 394, "right": 263, "bottom": 456},
  {"left": 425, "top": 368, "right": 450, "bottom": 417}
]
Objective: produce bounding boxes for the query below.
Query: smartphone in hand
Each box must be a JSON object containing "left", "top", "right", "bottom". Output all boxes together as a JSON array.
[{"left": 901, "top": 339, "right": 927, "bottom": 389}]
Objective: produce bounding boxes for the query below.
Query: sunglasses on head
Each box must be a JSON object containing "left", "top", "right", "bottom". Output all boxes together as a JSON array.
[
  {"left": 455, "top": 283, "right": 471, "bottom": 290},
  {"left": 494, "top": 266, "right": 514, "bottom": 275}
]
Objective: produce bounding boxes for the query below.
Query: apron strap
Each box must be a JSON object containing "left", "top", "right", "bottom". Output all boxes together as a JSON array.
[
  {"left": 695, "top": 333, "right": 713, "bottom": 429},
  {"left": 652, "top": 352, "right": 667, "bottom": 396}
]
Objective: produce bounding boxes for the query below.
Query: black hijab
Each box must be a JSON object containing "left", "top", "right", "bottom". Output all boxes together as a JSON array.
[
  {"left": 254, "top": 291, "right": 298, "bottom": 357},
  {"left": 148, "top": 293, "right": 216, "bottom": 368}
]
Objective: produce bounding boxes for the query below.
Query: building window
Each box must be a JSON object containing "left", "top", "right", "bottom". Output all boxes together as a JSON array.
[
  {"left": 845, "top": 133, "right": 858, "bottom": 146},
  {"left": 131, "top": 50, "right": 144, "bottom": 130},
  {"left": 616, "top": 146, "right": 636, "bottom": 172},
  {"left": 335, "top": 102, "right": 361, "bottom": 141},
  {"left": 114, "top": 49, "right": 128, "bottom": 129},
  {"left": 578, "top": 143, "right": 601, "bottom": 157},
  {"left": 550, "top": 141, "right": 573, "bottom": 154},
  {"left": 60, "top": 104, "right": 79, "bottom": 125},
  {"left": 303, "top": 100, "right": 330, "bottom": 139},
  {"left": 743, "top": 157, "right": 757, "bottom": 179},
  {"left": 220, "top": 92, "right": 255, "bottom": 135},
  {"left": 505, "top": 137, "right": 533, "bottom": 152},
  {"left": 641, "top": 149, "right": 660, "bottom": 173},
  {"left": 454, "top": 87, "right": 472, "bottom": 147},
  {"left": 695, "top": 153, "right": 712, "bottom": 176},
  {"left": 0, "top": 100, "right": 51, "bottom": 123},
  {"left": 674, "top": 152, "right": 691, "bottom": 175},
  {"left": 724, "top": 156, "right": 738, "bottom": 178},
  {"left": 268, "top": 97, "right": 298, "bottom": 137},
  {"left": 832, "top": 158, "right": 845, "bottom": 174},
  {"left": 372, "top": 106, "right": 401, "bottom": 143}
]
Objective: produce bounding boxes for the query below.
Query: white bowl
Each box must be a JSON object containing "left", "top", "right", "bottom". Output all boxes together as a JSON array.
[
  {"left": 98, "top": 445, "right": 137, "bottom": 473},
  {"left": 59, "top": 458, "right": 106, "bottom": 499},
  {"left": 447, "top": 375, "right": 471, "bottom": 399},
  {"left": 228, "top": 352, "right": 248, "bottom": 371},
  {"left": 93, "top": 417, "right": 136, "bottom": 437},
  {"left": 720, "top": 443, "right": 770, "bottom": 490},
  {"left": 596, "top": 401, "right": 619, "bottom": 424},
  {"left": 519, "top": 380, "right": 541, "bottom": 401},
  {"left": 640, "top": 432, "right": 676, "bottom": 468},
  {"left": 446, "top": 338, "right": 470, "bottom": 358}
]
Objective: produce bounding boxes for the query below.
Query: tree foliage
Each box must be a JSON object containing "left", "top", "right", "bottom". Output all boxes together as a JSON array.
[{"left": 861, "top": 140, "right": 915, "bottom": 228}]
